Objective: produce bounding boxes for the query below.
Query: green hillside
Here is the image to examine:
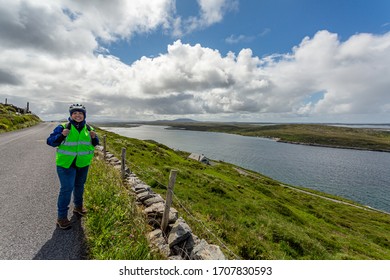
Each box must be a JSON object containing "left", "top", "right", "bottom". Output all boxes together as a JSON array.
[
  {"left": 0, "top": 103, "right": 41, "bottom": 133},
  {"left": 152, "top": 122, "right": 390, "bottom": 152},
  {"left": 94, "top": 126, "right": 390, "bottom": 260}
]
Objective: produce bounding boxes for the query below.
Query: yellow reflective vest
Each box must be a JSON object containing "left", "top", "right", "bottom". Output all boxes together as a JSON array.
[{"left": 56, "top": 123, "right": 95, "bottom": 168}]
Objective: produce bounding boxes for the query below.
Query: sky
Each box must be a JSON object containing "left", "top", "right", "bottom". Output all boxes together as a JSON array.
[{"left": 1, "top": 0, "right": 390, "bottom": 123}]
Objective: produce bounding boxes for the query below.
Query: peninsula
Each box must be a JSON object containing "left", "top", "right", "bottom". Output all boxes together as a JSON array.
[{"left": 145, "top": 121, "right": 390, "bottom": 152}]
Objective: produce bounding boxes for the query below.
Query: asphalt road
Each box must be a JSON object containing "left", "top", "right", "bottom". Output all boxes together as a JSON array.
[{"left": 0, "top": 122, "right": 87, "bottom": 259}]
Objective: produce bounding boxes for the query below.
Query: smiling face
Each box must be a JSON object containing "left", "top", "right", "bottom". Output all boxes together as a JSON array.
[{"left": 71, "top": 111, "right": 85, "bottom": 122}]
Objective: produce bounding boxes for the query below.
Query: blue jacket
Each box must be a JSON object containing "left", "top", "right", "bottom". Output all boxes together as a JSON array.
[{"left": 47, "top": 118, "right": 99, "bottom": 148}]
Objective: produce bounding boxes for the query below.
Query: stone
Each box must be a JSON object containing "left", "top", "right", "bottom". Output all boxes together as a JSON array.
[
  {"left": 134, "top": 183, "right": 151, "bottom": 193},
  {"left": 148, "top": 228, "right": 164, "bottom": 240},
  {"left": 127, "top": 176, "right": 141, "bottom": 186},
  {"left": 168, "top": 255, "right": 183, "bottom": 260},
  {"left": 105, "top": 153, "right": 114, "bottom": 159},
  {"left": 190, "top": 239, "right": 226, "bottom": 260},
  {"left": 108, "top": 157, "right": 120, "bottom": 164},
  {"left": 134, "top": 188, "right": 148, "bottom": 194},
  {"left": 148, "top": 229, "right": 170, "bottom": 257},
  {"left": 168, "top": 218, "right": 192, "bottom": 248},
  {"left": 168, "top": 207, "right": 179, "bottom": 224},
  {"left": 144, "top": 202, "right": 165, "bottom": 216},
  {"left": 136, "top": 191, "right": 155, "bottom": 202},
  {"left": 143, "top": 195, "right": 164, "bottom": 207},
  {"left": 171, "top": 234, "right": 197, "bottom": 259}
]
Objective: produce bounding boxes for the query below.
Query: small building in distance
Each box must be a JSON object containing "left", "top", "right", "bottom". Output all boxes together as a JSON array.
[{"left": 188, "top": 153, "right": 210, "bottom": 165}]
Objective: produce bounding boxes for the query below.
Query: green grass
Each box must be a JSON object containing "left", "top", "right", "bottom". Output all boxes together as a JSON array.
[
  {"left": 83, "top": 156, "right": 164, "bottom": 260},
  {"left": 0, "top": 103, "right": 41, "bottom": 133},
  {"left": 93, "top": 126, "right": 390, "bottom": 260}
]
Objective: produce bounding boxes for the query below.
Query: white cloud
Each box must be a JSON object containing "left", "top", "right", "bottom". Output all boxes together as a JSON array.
[
  {"left": 0, "top": 0, "right": 177, "bottom": 57},
  {"left": 0, "top": 0, "right": 96, "bottom": 57},
  {"left": 62, "top": 0, "right": 175, "bottom": 42},
  {"left": 225, "top": 28, "right": 270, "bottom": 44},
  {"left": 1, "top": 1, "right": 390, "bottom": 123},
  {"left": 175, "top": 0, "right": 238, "bottom": 36},
  {"left": 197, "top": 0, "right": 238, "bottom": 25},
  {"left": 225, "top": 34, "right": 255, "bottom": 44}
]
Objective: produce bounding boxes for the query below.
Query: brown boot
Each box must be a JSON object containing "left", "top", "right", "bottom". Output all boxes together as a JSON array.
[
  {"left": 57, "top": 218, "right": 72, "bottom": 230},
  {"left": 73, "top": 206, "right": 87, "bottom": 216}
]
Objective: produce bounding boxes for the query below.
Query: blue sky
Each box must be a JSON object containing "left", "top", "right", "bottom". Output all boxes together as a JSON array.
[
  {"left": 109, "top": 0, "right": 390, "bottom": 63},
  {"left": 1, "top": 0, "right": 390, "bottom": 123}
]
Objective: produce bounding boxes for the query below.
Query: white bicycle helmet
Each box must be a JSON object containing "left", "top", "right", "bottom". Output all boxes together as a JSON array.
[{"left": 69, "top": 103, "right": 86, "bottom": 116}]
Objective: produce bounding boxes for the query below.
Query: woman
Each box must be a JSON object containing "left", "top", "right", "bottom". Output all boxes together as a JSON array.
[{"left": 47, "top": 104, "right": 99, "bottom": 229}]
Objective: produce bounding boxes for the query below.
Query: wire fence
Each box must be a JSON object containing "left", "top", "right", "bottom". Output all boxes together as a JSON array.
[{"left": 103, "top": 143, "right": 241, "bottom": 260}]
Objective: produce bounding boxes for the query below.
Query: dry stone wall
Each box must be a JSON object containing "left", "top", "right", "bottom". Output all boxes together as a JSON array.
[{"left": 95, "top": 146, "right": 226, "bottom": 260}]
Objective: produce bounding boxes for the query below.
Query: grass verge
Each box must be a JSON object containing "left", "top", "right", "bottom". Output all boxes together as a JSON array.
[
  {"left": 83, "top": 155, "right": 164, "bottom": 260},
  {"left": 0, "top": 103, "right": 41, "bottom": 133}
]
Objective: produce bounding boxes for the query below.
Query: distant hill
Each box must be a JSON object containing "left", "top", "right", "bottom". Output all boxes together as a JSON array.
[
  {"left": 93, "top": 118, "right": 198, "bottom": 127},
  {"left": 153, "top": 118, "right": 198, "bottom": 123}
]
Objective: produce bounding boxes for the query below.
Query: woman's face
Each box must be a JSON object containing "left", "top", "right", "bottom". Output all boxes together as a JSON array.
[{"left": 71, "top": 111, "right": 84, "bottom": 122}]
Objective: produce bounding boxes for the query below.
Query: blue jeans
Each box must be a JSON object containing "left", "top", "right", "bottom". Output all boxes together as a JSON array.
[{"left": 56, "top": 165, "right": 89, "bottom": 219}]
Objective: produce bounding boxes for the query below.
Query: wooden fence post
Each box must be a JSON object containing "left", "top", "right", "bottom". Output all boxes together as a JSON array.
[
  {"left": 161, "top": 170, "right": 177, "bottom": 233},
  {"left": 103, "top": 135, "right": 106, "bottom": 160},
  {"left": 121, "top": 147, "right": 126, "bottom": 180}
]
